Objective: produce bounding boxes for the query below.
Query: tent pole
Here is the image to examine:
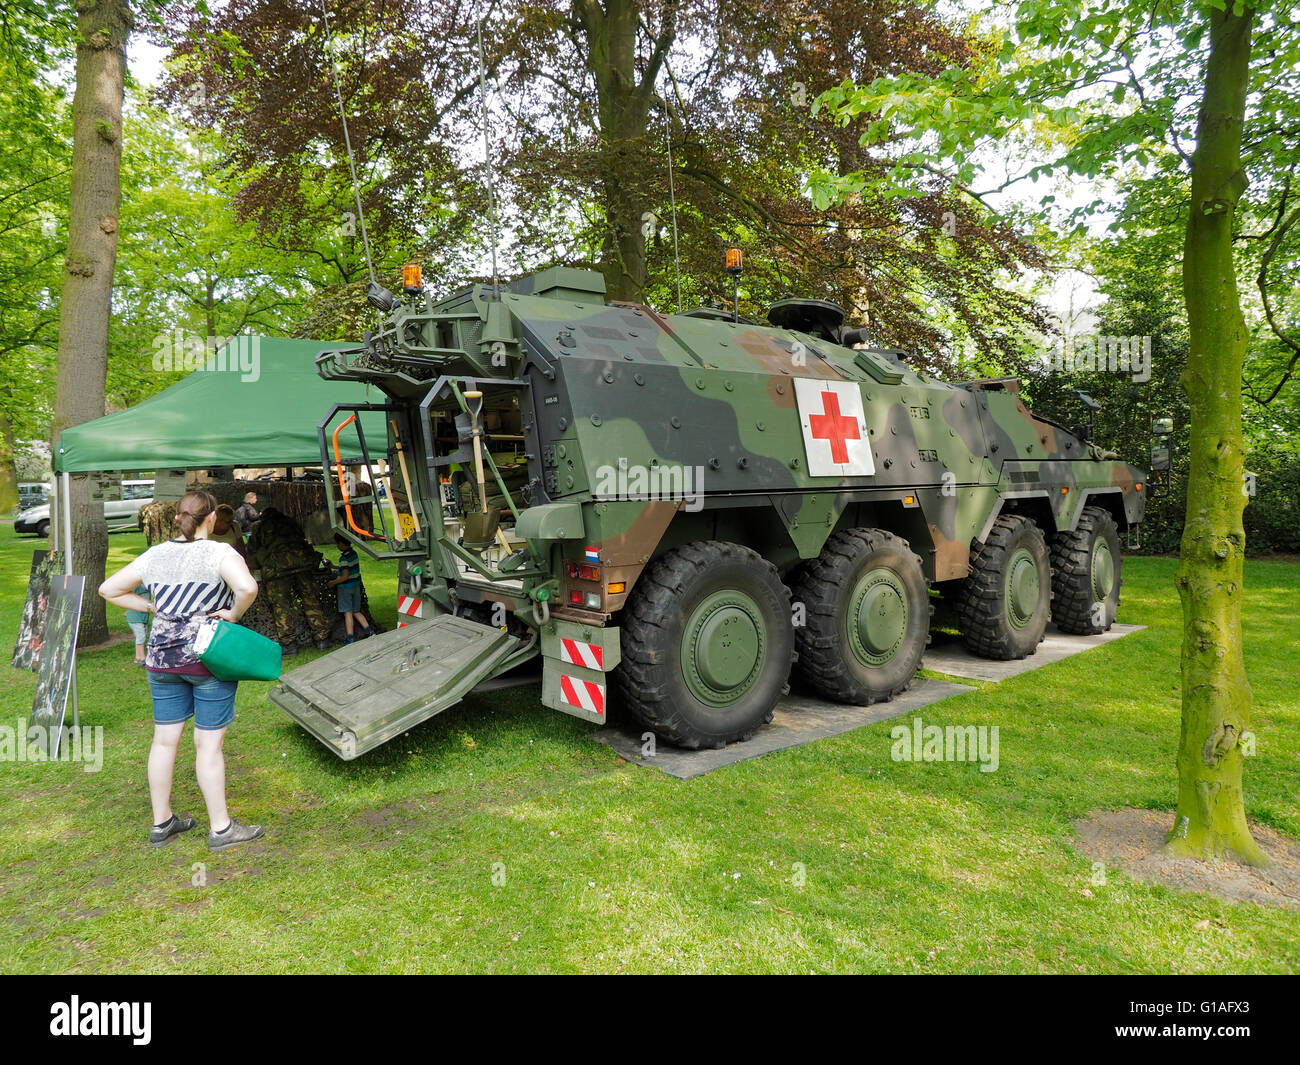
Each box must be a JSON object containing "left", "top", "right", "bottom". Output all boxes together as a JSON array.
[
  {"left": 50, "top": 471, "right": 59, "bottom": 553},
  {"left": 61, "top": 471, "right": 73, "bottom": 575}
]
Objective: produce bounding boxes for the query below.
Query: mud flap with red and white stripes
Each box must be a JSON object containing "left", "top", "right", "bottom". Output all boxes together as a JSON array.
[
  {"left": 397, "top": 594, "right": 424, "bottom": 628},
  {"left": 541, "top": 622, "right": 620, "bottom": 726},
  {"left": 558, "top": 636, "right": 604, "bottom": 670},
  {"left": 559, "top": 670, "right": 605, "bottom": 716}
]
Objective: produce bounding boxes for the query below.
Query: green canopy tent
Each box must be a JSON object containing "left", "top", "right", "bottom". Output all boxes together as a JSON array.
[
  {"left": 53, "top": 336, "right": 385, "bottom": 474},
  {"left": 50, "top": 336, "right": 389, "bottom": 565}
]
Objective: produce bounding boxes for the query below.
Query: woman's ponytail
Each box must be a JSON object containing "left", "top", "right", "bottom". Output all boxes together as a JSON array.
[{"left": 172, "top": 490, "right": 217, "bottom": 541}]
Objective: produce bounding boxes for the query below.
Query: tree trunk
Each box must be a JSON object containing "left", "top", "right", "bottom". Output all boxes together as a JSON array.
[
  {"left": 51, "top": 0, "right": 134, "bottom": 647},
  {"left": 576, "top": 0, "right": 674, "bottom": 302},
  {"left": 1168, "top": 6, "right": 1265, "bottom": 866},
  {"left": 0, "top": 408, "right": 18, "bottom": 513}
]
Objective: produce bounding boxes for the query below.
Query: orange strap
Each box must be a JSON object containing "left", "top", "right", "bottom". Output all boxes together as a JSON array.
[{"left": 332, "top": 414, "right": 380, "bottom": 539}]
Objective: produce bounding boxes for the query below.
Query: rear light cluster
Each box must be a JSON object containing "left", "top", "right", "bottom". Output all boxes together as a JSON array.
[
  {"left": 567, "top": 562, "right": 600, "bottom": 609},
  {"left": 562, "top": 552, "right": 628, "bottom": 610},
  {"left": 564, "top": 559, "right": 624, "bottom": 610}
]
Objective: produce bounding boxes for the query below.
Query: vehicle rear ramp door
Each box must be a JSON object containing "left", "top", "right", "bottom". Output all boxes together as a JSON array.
[{"left": 270, "top": 615, "right": 523, "bottom": 759}]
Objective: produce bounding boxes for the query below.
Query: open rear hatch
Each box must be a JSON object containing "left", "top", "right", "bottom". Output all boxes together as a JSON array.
[{"left": 269, "top": 614, "right": 523, "bottom": 759}]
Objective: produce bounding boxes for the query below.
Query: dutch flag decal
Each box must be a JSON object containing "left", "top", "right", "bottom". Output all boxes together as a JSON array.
[{"left": 584, "top": 547, "right": 600, "bottom": 563}]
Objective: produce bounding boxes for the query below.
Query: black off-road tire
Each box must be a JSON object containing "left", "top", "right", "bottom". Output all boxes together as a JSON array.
[
  {"left": 36, "top": 519, "right": 49, "bottom": 538},
  {"left": 613, "top": 541, "right": 795, "bottom": 750},
  {"left": 791, "top": 529, "right": 930, "bottom": 704},
  {"left": 1050, "top": 505, "right": 1123, "bottom": 635},
  {"left": 954, "top": 514, "right": 1051, "bottom": 660}
]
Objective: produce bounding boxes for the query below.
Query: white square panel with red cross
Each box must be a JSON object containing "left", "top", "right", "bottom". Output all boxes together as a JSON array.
[{"left": 793, "top": 377, "right": 875, "bottom": 478}]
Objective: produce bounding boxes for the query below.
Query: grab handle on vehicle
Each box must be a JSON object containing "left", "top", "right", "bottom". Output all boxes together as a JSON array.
[{"left": 332, "top": 414, "right": 381, "bottom": 540}]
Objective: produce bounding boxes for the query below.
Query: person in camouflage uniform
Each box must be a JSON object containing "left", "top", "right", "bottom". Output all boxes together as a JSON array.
[
  {"left": 137, "top": 501, "right": 178, "bottom": 547},
  {"left": 244, "top": 507, "right": 333, "bottom": 655}
]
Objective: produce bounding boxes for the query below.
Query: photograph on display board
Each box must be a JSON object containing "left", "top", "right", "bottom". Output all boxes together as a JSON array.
[
  {"left": 11, "top": 549, "right": 65, "bottom": 671},
  {"left": 28, "top": 575, "right": 86, "bottom": 759}
]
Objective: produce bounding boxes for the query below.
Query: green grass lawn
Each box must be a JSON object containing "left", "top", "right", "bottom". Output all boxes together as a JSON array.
[{"left": 1, "top": 523, "right": 1297, "bottom": 973}]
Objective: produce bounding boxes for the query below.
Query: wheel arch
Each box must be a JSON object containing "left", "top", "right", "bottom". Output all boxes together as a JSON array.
[
  {"left": 1075, "top": 488, "right": 1129, "bottom": 533},
  {"left": 978, "top": 490, "right": 1056, "bottom": 541}
]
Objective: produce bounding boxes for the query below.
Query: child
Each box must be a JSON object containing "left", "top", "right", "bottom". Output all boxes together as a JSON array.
[
  {"left": 209, "top": 504, "right": 248, "bottom": 557},
  {"left": 125, "top": 583, "right": 151, "bottom": 666},
  {"left": 328, "top": 534, "right": 374, "bottom": 643}
]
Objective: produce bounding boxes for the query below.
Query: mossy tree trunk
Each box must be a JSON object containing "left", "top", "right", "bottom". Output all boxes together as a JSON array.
[
  {"left": 51, "top": 0, "right": 134, "bottom": 646},
  {"left": 1168, "top": 5, "right": 1266, "bottom": 866},
  {"left": 0, "top": 409, "right": 17, "bottom": 513}
]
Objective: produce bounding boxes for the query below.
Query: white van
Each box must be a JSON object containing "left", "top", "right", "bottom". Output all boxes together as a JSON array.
[{"left": 14, "top": 479, "right": 154, "bottom": 537}]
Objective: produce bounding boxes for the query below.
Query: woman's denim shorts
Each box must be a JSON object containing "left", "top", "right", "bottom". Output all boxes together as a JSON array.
[{"left": 147, "top": 671, "right": 237, "bottom": 731}]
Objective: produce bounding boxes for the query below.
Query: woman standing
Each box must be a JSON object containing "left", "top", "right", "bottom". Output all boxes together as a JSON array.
[{"left": 100, "top": 490, "right": 265, "bottom": 851}]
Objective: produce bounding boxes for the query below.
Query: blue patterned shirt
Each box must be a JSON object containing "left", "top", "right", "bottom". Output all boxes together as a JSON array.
[{"left": 135, "top": 539, "right": 237, "bottom": 673}]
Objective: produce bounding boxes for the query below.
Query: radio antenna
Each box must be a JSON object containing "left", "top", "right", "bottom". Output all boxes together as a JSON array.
[
  {"left": 476, "top": 20, "right": 501, "bottom": 300},
  {"left": 662, "top": 96, "right": 683, "bottom": 314},
  {"left": 319, "top": 0, "right": 377, "bottom": 288}
]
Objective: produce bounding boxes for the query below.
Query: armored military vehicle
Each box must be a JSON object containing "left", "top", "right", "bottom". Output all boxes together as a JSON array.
[{"left": 269, "top": 266, "right": 1145, "bottom": 758}]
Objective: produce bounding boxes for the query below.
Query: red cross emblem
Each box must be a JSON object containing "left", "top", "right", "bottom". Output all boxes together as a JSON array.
[{"left": 808, "top": 390, "right": 861, "bottom": 465}]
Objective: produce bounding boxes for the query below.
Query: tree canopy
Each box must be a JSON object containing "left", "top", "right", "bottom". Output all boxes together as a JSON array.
[{"left": 154, "top": 0, "right": 1055, "bottom": 369}]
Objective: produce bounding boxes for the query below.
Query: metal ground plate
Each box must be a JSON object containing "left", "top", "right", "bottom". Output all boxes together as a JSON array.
[
  {"left": 920, "top": 623, "right": 1146, "bottom": 682},
  {"left": 591, "top": 622, "right": 1147, "bottom": 778},
  {"left": 591, "top": 677, "right": 975, "bottom": 780}
]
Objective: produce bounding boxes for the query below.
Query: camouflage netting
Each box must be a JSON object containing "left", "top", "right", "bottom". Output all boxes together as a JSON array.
[
  {"left": 138, "top": 500, "right": 178, "bottom": 546},
  {"left": 142, "top": 481, "right": 339, "bottom": 545},
  {"left": 141, "top": 498, "right": 384, "bottom": 647},
  {"left": 238, "top": 566, "right": 383, "bottom": 647},
  {"left": 198, "top": 479, "right": 334, "bottom": 539},
  {"left": 242, "top": 506, "right": 386, "bottom": 649}
]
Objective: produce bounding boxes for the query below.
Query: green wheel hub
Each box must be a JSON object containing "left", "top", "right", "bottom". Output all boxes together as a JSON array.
[
  {"left": 847, "top": 568, "right": 909, "bottom": 667},
  {"left": 1005, "top": 547, "right": 1041, "bottom": 630},
  {"left": 681, "top": 590, "right": 767, "bottom": 706},
  {"left": 1091, "top": 540, "right": 1115, "bottom": 603}
]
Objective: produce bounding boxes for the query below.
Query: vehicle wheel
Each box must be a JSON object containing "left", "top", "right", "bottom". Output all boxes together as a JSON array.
[
  {"left": 613, "top": 541, "right": 794, "bottom": 749},
  {"left": 36, "top": 520, "right": 49, "bottom": 538},
  {"left": 1050, "top": 505, "right": 1122, "bottom": 634},
  {"left": 954, "top": 514, "right": 1050, "bottom": 660},
  {"left": 791, "top": 529, "right": 930, "bottom": 704}
]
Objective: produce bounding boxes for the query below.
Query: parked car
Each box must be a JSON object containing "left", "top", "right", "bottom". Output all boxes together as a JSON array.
[
  {"left": 14, "top": 479, "right": 154, "bottom": 537},
  {"left": 16, "top": 481, "right": 50, "bottom": 512}
]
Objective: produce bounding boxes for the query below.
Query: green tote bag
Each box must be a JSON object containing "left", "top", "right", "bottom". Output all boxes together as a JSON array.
[{"left": 193, "top": 617, "right": 283, "bottom": 682}]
